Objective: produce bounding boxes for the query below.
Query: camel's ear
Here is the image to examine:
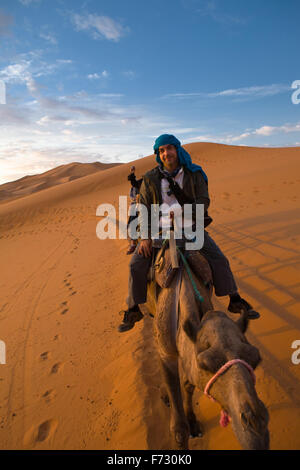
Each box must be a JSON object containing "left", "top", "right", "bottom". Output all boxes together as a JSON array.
[{"left": 183, "top": 319, "right": 198, "bottom": 343}]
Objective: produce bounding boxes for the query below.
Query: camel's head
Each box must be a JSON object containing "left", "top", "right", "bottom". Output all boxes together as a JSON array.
[{"left": 183, "top": 310, "right": 269, "bottom": 450}]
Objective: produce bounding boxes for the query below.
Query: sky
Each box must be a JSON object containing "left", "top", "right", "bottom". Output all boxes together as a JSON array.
[{"left": 0, "top": 0, "right": 299, "bottom": 184}]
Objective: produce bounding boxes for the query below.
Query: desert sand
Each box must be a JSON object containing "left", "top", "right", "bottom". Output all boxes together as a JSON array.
[{"left": 0, "top": 142, "right": 299, "bottom": 450}]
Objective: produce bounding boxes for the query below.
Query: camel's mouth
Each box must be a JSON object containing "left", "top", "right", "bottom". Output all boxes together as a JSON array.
[
  {"left": 232, "top": 400, "right": 270, "bottom": 449},
  {"left": 240, "top": 402, "right": 267, "bottom": 435}
]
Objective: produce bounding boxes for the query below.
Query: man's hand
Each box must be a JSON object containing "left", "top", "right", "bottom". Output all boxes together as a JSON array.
[{"left": 138, "top": 239, "right": 152, "bottom": 258}]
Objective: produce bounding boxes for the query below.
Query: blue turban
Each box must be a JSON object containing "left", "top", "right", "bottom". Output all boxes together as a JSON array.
[{"left": 153, "top": 134, "right": 208, "bottom": 183}]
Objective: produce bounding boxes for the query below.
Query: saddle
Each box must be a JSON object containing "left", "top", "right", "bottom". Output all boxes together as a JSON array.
[{"left": 148, "top": 240, "right": 213, "bottom": 291}]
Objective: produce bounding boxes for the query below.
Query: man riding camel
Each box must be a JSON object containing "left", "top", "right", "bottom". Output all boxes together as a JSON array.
[
  {"left": 126, "top": 165, "right": 143, "bottom": 255},
  {"left": 118, "top": 134, "right": 254, "bottom": 332}
]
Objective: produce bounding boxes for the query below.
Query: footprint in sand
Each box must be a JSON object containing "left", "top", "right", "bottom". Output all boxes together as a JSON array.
[
  {"left": 70, "top": 291, "right": 77, "bottom": 296},
  {"left": 42, "top": 389, "right": 56, "bottom": 403},
  {"left": 40, "top": 352, "right": 49, "bottom": 361},
  {"left": 50, "top": 362, "right": 64, "bottom": 374},
  {"left": 36, "top": 419, "right": 58, "bottom": 442},
  {"left": 24, "top": 419, "right": 58, "bottom": 447},
  {"left": 221, "top": 192, "right": 230, "bottom": 199},
  {"left": 61, "top": 308, "right": 68, "bottom": 315}
]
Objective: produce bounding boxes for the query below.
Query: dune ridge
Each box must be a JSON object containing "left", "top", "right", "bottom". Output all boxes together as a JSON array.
[{"left": 0, "top": 161, "right": 121, "bottom": 205}]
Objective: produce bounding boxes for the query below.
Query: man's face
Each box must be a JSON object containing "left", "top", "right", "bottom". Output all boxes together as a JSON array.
[{"left": 158, "top": 144, "right": 179, "bottom": 170}]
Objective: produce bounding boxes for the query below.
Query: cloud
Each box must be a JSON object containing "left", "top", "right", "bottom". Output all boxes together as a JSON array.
[
  {"left": 19, "top": 0, "right": 40, "bottom": 5},
  {"left": 40, "top": 31, "right": 57, "bottom": 45},
  {"left": 211, "top": 84, "right": 290, "bottom": 98},
  {"left": 183, "top": 119, "right": 300, "bottom": 146},
  {"left": 255, "top": 122, "right": 300, "bottom": 136},
  {"left": 97, "top": 93, "right": 123, "bottom": 98},
  {"left": 0, "top": 54, "right": 74, "bottom": 103},
  {"left": 228, "top": 122, "right": 300, "bottom": 142},
  {"left": 56, "top": 59, "right": 72, "bottom": 64},
  {"left": 0, "top": 58, "right": 60, "bottom": 89},
  {"left": 87, "top": 73, "right": 101, "bottom": 80},
  {"left": 196, "top": 0, "right": 245, "bottom": 25},
  {"left": 123, "top": 70, "right": 136, "bottom": 80},
  {"left": 0, "top": 54, "right": 138, "bottom": 128},
  {"left": 0, "top": 61, "right": 30, "bottom": 83},
  {"left": 71, "top": 13, "right": 129, "bottom": 42},
  {"left": 223, "top": 121, "right": 300, "bottom": 143},
  {"left": 35, "top": 92, "right": 119, "bottom": 121},
  {"left": 0, "top": 59, "right": 120, "bottom": 129},
  {"left": 36, "top": 115, "right": 70, "bottom": 126},
  {"left": 121, "top": 117, "right": 141, "bottom": 125},
  {"left": 0, "top": 61, "right": 43, "bottom": 103},
  {"left": 0, "top": 104, "right": 31, "bottom": 126},
  {"left": 87, "top": 70, "right": 109, "bottom": 80},
  {"left": 162, "top": 84, "right": 290, "bottom": 100},
  {"left": 254, "top": 126, "right": 275, "bottom": 137}
]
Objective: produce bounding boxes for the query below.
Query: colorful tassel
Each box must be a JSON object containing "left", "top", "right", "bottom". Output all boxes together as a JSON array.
[{"left": 220, "top": 410, "right": 230, "bottom": 427}]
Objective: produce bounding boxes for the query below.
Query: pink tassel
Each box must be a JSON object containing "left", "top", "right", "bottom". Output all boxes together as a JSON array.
[{"left": 219, "top": 410, "right": 230, "bottom": 427}]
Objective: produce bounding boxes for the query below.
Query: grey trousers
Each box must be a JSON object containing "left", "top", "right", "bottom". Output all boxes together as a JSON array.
[{"left": 126, "top": 230, "right": 238, "bottom": 309}]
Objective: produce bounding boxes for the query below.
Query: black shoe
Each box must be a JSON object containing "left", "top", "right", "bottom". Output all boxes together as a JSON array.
[
  {"left": 118, "top": 306, "right": 143, "bottom": 333},
  {"left": 228, "top": 295, "right": 252, "bottom": 313},
  {"left": 228, "top": 295, "right": 260, "bottom": 319}
]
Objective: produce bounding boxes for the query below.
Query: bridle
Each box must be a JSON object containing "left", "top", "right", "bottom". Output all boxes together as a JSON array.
[{"left": 204, "top": 359, "right": 256, "bottom": 427}]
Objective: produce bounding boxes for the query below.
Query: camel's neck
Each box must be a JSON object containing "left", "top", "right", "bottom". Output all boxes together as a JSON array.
[{"left": 177, "top": 326, "right": 200, "bottom": 385}]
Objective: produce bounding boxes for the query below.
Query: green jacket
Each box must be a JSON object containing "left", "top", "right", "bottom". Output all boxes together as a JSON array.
[{"left": 139, "top": 165, "right": 211, "bottom": 237}]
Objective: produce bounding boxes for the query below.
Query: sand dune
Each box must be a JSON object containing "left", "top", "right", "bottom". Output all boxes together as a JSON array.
[
  {"left": 0, "top": 142, "right": 299, "bottom": 450},
  {"left": 0, "top": 161, "right": 121, "bottom": 205}
]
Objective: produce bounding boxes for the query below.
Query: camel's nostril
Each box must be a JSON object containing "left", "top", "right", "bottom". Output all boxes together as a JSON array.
[
  {"left": 240, "top": 409, "right": 262, "bottom": 436},
  {"left": 240, "top": 411, "right": 249, "bottom": 430}
]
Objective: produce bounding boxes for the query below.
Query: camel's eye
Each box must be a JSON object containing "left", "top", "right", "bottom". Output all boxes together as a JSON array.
[{"left": 197, "top": 348, "right": 225, "bottom": 373}]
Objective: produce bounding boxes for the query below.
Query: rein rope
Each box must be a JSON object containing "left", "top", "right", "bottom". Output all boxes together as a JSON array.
[
  {"left": 176, "top": 247, "right": 204, "bottom": 303},
  {"left": 204, "top": 359, "right": 256, "bottom": 427}
]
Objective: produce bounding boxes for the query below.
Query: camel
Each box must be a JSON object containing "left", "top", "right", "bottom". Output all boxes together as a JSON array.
[{"left": 145, "top": 246, "right": 269, "bottom": 450}]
